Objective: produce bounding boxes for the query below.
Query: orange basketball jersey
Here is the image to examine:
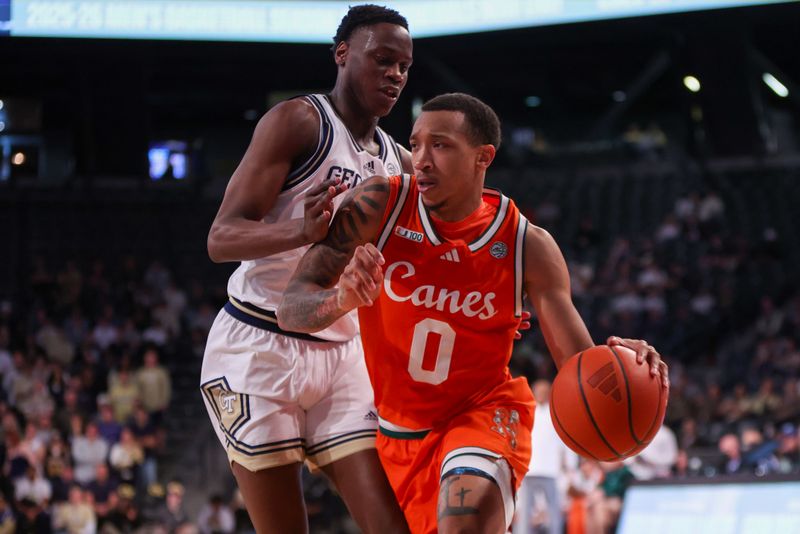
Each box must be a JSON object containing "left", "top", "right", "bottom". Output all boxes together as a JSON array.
[{"left": 359, "top": 174, "right": 529, "bottom": 430}]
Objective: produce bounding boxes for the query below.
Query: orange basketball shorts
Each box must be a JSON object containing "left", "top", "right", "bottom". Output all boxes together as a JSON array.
[{"left": 376, "top": 377, "right": 534, "bottom": 534}]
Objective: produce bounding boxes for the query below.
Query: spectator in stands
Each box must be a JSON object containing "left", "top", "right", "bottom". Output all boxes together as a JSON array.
[
  {"left": 86, "top": 463, "right": 117, "bottom": 522},
  {"left": 118, "top": 319, "right": 143, "bottom": 354},
  {"left": 0, "top": 493, "right": 15, "bottom": 534},
  {"left": 755, "top": 297, "right": 784, "bottom": 338},
  {"left": 136, "top": 348, "right": 171, "bottom": 423},
  {"left": 92, "top": 307, "right": 119, "bottom": 352},
  {"left": 43, "top": 434, "right": 71, "bottom": 492},
  {"left": 53, "top": 486, "right": 95, "bottom": 534},
  {"left": 229, "top": 490, "right": 253, "bottom": 534},
  {"left": 142, "top": 318, "right": 169, "bottom": 348},
  {"left": 14, "top": 498, "right": 51, "bottom": 534},
  {"left": 95, "top": 398, "right": 122, "bottom": 445},
  {"left": 625, "top": 425, "right": 679, "bottom": 481},
  {"left": 128, "top": 406, "right": 159, "bottom": 489},
  {"left": 0, "top": 340, "right": 13, "bottom": 402},
  {"left": 588, "top": 461, "right": 633, "bottom": 534},
  {"left": 749, "top": 378, "right": 781, "bottom": 417},
  {"left": 108, "top": 369, "right": 139, "bottom": 424},
  {"left": 655, "top": 214, "right": 681, "bottom": 243},
  {"left": 55, "top": 389, "right": 83, "bottom": 439},
  {"left": 71, "top": 420, "right": 109, "bottom": 485},
  {"left": 17, "top": 423, "right": 46, "bottom": 473},
  {"left": 774, "top": 423, "right": 799, "bottom": 473},
  {"left": 19, "top": 381, "right": 54, "bottom": 423},
  {"left": 156, "top": 482, "right": 191, "bottom": 533},
  {"left": 698, "top": 190, "right": 725, "bottom": 225},
  {"left": 103, "top": 484, "right": 142, "bottom": 533},
  {"left": 14, "top": 464, "right": 52, "bottom": 508},
  {"left": 109, "top": 427, "right": 144, "bottom": 485},
  {"left": 47, "top": 364, "right": 68, "bottom": 409},
  {"left": 35, "top": 311, "right": 74, "bottom": 366},
  {"left": 718, "top": 433, "right": 744, "bottom": 474},
  {"left": 514, "top": 379, "right": 576, "bottom": 534},
  {"left": 741, "top": 426, "right": 780, "bottom": 476},
  {"left": 8, "top": 351, "right": 34, "bottom": 407},
  {"left": 565, "top": 459, "right": 603, "bottom": 534},
  {"left": 63, "top": 308, "right": 90, "bottom": 348},
  {"left": 774, "top": 378, "right": 800, "bottom": 422},
  {"left": 197, "top": 494, "right": 236, "bottom": 534}
]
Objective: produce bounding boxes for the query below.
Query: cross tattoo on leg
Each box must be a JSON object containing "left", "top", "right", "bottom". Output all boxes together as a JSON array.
[{"left": 438, "top": 476, "right": 479, "bottom": 520}]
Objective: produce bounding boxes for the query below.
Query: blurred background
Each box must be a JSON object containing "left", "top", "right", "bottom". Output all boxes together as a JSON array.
[{"left": 1, "top": 0, "right": 799, "bottom": 532}]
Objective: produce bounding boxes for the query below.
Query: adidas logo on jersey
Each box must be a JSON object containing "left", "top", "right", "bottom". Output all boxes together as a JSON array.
[
  {"left": 439, "top": 249, "right": 461, "bottom": 262},
  {"left": 364, "top": 160, "right": 376, "bottom": 174},
  {"left": 363, "top": 410, "right": 378, "bottom": 421}
]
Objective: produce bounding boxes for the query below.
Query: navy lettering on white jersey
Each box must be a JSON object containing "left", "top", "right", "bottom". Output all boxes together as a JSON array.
[{"left": 226, "top": 94, "right": 404, "bottom": 342}]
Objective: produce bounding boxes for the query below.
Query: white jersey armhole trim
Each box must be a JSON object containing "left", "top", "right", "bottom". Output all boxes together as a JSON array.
[{"left": 376, "top": 174, "right": 411, "bottom": 251}]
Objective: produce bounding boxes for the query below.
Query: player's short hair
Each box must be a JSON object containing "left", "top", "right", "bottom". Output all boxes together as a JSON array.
[
  {"left": 421, "top": 93, "right": 502, "bottom": 149},
  {"left": 332, "top": 4, "right": 408, "bottom": 50}
]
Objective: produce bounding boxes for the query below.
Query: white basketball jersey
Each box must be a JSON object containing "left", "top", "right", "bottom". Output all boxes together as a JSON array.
[{"left": 226, "top": 94, "right": 405, "bottom": 342}]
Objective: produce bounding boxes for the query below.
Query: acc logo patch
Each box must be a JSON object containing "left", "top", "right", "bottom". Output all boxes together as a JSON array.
[
  {"left": 201, "top": 377, "right": 251, "bottom": 437},
  {"left": 386, "top": 162, "right": 399, "bottom": 175},
  {"left": 490, "top": 241, "right": 508, "bottom": 259}
]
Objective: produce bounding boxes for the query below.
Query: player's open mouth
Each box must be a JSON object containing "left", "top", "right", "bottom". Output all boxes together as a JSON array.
[
  {"left": 417, "top": 178, "right": 436, "bottom": 192},
  {"left": 380, "top": 86, "right": 400, "bottom": 99}
]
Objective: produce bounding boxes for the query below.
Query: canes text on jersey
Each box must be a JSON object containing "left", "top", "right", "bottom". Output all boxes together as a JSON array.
[{"left": 383, "top": 261, "right": 497, "bottom": 320}]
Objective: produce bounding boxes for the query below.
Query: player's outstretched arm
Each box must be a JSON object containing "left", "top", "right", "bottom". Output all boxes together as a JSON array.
[
  {"left": 277, "top": 176, "right": 391, "bottom": 333},
  {"left": 523, "top": 224, "right": 594, "bottom": 369},
  {"left": 207, "top": 98, "right": 347, "bottom": 263},
  {"left": 524, "top": 225, "right": 669, "bottom": 386}
]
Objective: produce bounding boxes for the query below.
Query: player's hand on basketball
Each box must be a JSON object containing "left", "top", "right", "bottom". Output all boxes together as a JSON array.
[
  {"left": 302, "top": 177, "right": 348, "bottom": 243},
  {"left": 514, "top": 310, "right": 532, "bottom": 340},
  {"left": 607, "top": 336, "right": 669, "bottom": 388},
  {"left": 337, "top": 244, "right": 385, "bottom": 310}
]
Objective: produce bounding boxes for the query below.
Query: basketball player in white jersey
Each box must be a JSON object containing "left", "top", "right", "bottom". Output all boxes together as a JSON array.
[{"left": 200, "top": 5, "right": 412, "bottom": 532}]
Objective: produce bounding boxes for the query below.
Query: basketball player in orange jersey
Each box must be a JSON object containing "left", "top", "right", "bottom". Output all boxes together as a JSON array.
[
  {"left": 278, "top": 93, "right": 669, "bottom": 533},
  {"left": 200, "top": 5, "right": 413, "bottom": 533}
]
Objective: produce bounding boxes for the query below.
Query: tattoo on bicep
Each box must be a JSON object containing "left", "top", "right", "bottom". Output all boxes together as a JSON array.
[
  {"left": 360, "top": 195, "right": 380, "bottom": 211},
  {"left": 328, "top": 191, "right": 385, "bottom": 248},
  {"left": 352, "top": 202, "right": 368, "bottom": 225},
  {"left": 363, "top": 182, "right": 389, "bottom": 194},
  {"left": 437, "top": 476, "right": 479, "bottom": 519}
]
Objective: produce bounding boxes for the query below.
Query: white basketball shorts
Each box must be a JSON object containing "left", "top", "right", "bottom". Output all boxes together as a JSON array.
[{"left": 200, "top": 300, "right": 377, "bottom": 472}]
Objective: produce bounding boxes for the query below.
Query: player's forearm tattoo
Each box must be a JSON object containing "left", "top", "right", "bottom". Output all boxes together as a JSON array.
[
  {"left": 279, "top": 181, "right": 389, "bottom": 332},
  {"left": 280, "top": 287, "right": 343, "bottom": 332},
  {"left": 279, "top": 248, "right": 350, "bottom": 331},
  {"left": 437, "top": 476, "right": 479, "bottom": 520}
]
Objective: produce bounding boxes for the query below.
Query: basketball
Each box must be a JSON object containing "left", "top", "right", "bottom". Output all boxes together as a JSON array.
[{"left": 550, "top": 345, "right": 668, "bottom": 461}]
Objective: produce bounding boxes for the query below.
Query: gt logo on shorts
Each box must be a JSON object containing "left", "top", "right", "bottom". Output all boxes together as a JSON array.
[
  {"left": 201, "top": 377, "right": 251, "bottom": 437},
  {"left": 220, "top": 392, "right": 238, "bottom": 413}
]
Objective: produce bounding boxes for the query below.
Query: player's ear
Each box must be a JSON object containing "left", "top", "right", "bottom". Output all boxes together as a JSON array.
[
  {"left": 334, "top": 41, "right": 349, "bottom": 67},
  {"left": 476, "top": 144, "right": 496, "bottom": 169}
]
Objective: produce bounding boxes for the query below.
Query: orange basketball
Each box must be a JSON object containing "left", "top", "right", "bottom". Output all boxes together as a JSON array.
[{"left": 549, "top": 345, "right": 668, "bottom": 461}]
